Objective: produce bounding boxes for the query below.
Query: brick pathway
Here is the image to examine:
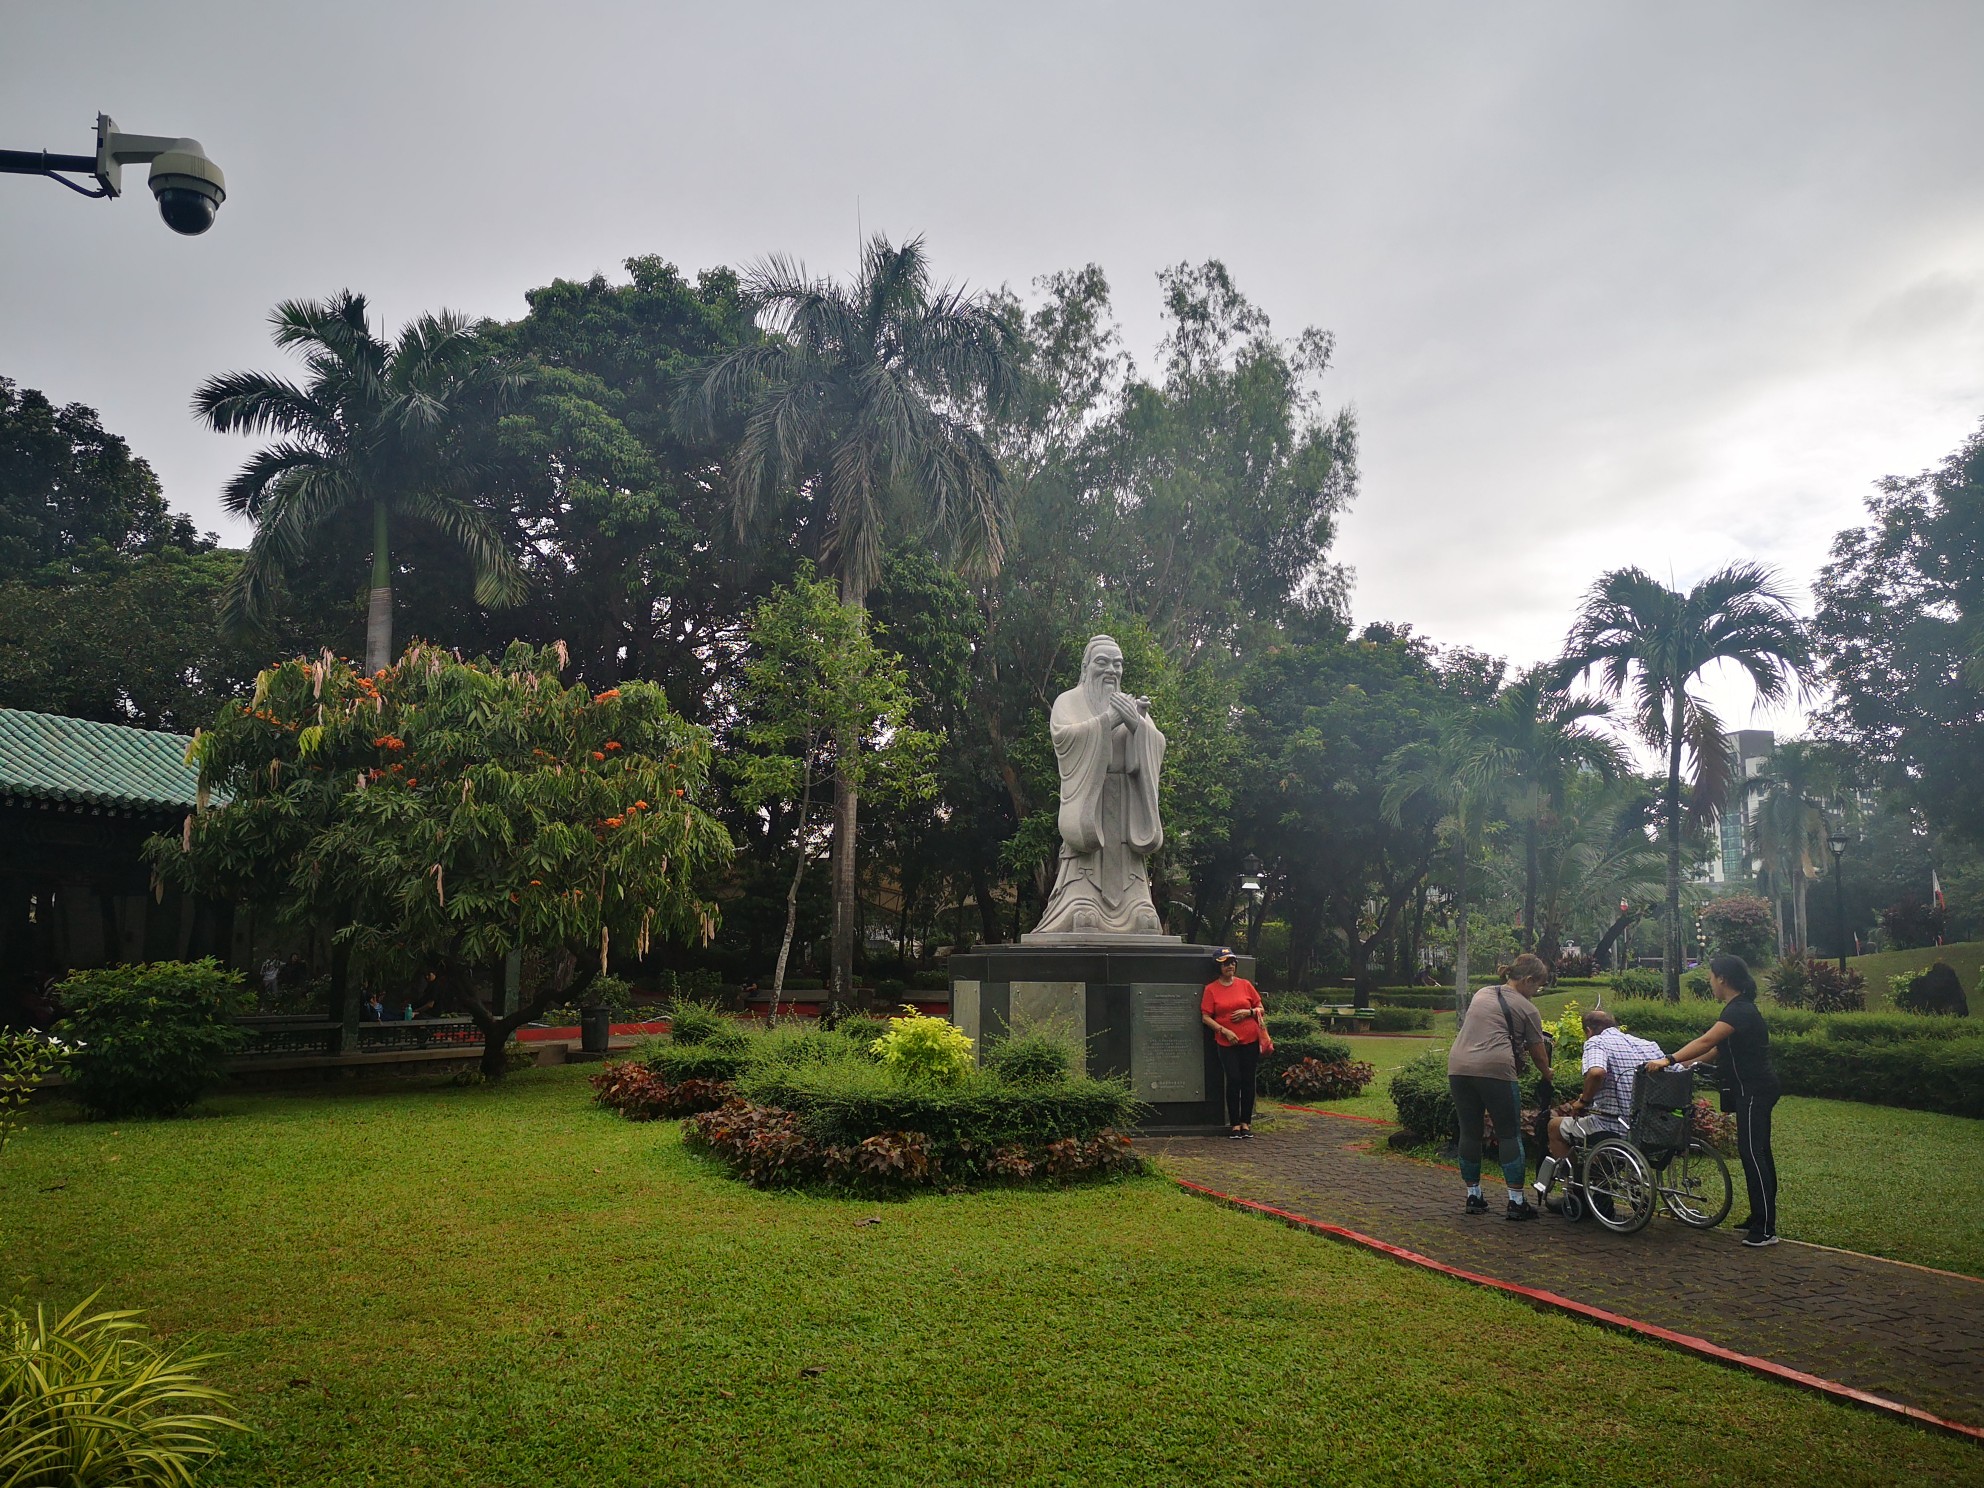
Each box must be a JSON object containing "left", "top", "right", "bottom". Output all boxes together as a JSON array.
[{"left": 1146, "top": 1107, "right": 1984, "bottom": 1428}]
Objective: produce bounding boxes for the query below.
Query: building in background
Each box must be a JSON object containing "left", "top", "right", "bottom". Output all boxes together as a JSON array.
[{"left": 1699, "top": 729, "right": 1775, "bottom": 887}]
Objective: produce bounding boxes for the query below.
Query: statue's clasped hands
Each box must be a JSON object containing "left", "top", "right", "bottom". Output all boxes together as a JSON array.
[{"left": 1107, "top": 692, "right": 1144, "bottom": 727}]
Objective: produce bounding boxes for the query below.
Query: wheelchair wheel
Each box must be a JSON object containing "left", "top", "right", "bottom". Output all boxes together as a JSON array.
[
  {"left": 1658, "top": 1139, "right": 1734, "bottom": 1228},
  {"left": 1581, "top": 1139, "right": 1655, "bottom": 1234},
  {"left": 1559, "top": 1189, "right": 1585, "bottom": 1223}
]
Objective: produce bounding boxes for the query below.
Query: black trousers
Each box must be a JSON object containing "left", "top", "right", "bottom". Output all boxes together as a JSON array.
[
  {"left": 1216, "top": 1040, "right": 1260, "bottom": 1126},
  {"left": 1732, "top": 1093, "right": 1780, "bottom": 1237}
]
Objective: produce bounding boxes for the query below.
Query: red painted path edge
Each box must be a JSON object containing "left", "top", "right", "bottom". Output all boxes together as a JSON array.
[{"left": 1174, "top": 1177, "right": 1984, "bottom": 1445}]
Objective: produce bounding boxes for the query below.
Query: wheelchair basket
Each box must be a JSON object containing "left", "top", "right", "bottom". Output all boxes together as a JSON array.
[{"left": 1627, "top": 1064, "right": 1695, "bottom": 1155}]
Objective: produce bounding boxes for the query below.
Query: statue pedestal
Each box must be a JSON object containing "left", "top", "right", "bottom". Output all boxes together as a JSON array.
[{"left": 947, "top": 942, "right": 1253, "bottom": 1134}]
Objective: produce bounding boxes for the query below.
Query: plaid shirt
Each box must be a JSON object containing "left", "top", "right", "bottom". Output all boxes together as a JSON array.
[{"left": 1582, "top": 1026, "right": 1665, "bottom": 1127}]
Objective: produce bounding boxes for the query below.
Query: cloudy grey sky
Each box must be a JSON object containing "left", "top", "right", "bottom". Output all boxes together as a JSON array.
[{"left": 6, "top": 3, "right": 1982, "bottom": 740}]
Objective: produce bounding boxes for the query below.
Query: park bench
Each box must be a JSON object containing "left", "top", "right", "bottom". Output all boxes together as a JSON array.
[{"left": 1311, "top": 1005, "right": 1377, "bottom": 1034}]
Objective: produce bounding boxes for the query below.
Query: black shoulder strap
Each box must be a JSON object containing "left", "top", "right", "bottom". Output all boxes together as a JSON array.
[{"left": 1493, "top": 988, "right": 1529, "bottom": 1060}]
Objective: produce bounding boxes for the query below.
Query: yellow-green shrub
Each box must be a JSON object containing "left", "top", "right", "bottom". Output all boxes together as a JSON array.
[{"left": 870, "top": 1007, "right": 975, "bottom": 1086}]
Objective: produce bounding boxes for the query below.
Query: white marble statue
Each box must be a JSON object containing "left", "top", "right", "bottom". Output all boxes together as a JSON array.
[{"left": 1028, "top": 635, "right": 1170, "bottom": 938}]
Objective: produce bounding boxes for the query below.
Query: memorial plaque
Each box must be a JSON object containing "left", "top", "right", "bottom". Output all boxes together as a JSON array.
[
  {"left": 1008, "top": 980, "right": 1086, "bottom": 1074},
  {"left": 952, "top": 979, "right": 982, "bottom": 1053},
  {"left": 1131, "top": 983, "right": 1205, "bottom": 1103}
]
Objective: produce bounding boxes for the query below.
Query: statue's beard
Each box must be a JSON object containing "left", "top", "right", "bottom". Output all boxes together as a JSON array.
[{"left": 1081, "top": 671, "right": 1119, "bottom": 716}]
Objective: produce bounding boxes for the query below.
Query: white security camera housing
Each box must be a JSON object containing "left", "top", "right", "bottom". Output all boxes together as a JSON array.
[{"left": 93, "top": 114, "right": 226, "bottom": 235}]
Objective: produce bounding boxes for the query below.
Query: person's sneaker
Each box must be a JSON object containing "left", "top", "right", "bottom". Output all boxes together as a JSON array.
[
  {"left": 1465, "top": 1193, "right": 1489, "bottom": 1214},
  {"left": 1226, "top": 1129, "right": 1246, "bottom": 1140},
  {"left": 1742, "top": 1232, "right": 1780, "bottom": 1247},
  {"left": 1506, "top": 1199, "right": 1539, "bottom": 1222}
]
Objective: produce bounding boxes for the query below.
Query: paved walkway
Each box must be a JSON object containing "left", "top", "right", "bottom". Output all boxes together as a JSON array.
[{"left": 1146, "top": 1107, "right": 1984, "bottom": 1429}]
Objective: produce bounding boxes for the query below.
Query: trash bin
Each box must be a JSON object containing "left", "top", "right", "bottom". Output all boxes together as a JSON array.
[{"left": 580, "top": 1005, "right": 612, "bottom": 1054}]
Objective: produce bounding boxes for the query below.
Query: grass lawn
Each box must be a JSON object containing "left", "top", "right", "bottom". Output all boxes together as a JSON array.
[
  {"left": 4, "top": 1068, "right": 1979, "bottom": 1487},
  {"left": 1849, "top": 940, "right": 1983, "bottom": 1010},
  {"left": 1306, "top": 1037, "right": 1984, "bottom": 1278}
]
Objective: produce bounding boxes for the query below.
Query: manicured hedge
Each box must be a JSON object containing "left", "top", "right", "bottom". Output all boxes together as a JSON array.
[
  {"left": 1603, "top": 998, "right": 1984, "bottom": 1118},
  {"left": 1258, "top": 1035, "right": 1352, "bottom": 1093},
  {"left": 1387, "top": 1050, "right": 1563, "bottom": 1142},
  {"left": 737, "top": 1060, "right": 1140, "bottom": 1148}
]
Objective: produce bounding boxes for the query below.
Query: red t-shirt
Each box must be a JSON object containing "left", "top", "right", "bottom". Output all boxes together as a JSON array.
[{"left": 1201, "top": 977, "right": 1265, "bottom": 1043}]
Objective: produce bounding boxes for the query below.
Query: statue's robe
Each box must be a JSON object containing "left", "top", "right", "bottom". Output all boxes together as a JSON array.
[{"left": 1032, "top": 687, "right": 1166, "bottom": 934}]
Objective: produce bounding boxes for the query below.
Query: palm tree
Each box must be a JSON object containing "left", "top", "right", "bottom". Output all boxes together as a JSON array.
[
  {"left": 1558, "top": 564, "right": 1810, "bottom": 997},
  {"left": 1744, "top": 740, "right": 1840, "bottom": 954},
  {"left": 1532, "top": 773, "right": 1667, "bottom": 964},
  {"left": 1468, "top": 667, "right": 1626, "bottom": 957},
  {"left": 196, "top": 291, "right": 523, "bottom": 672},
  {"left": 682, "top": 235, "right": 1019, "bottom": 1000},
  {"left": 1383, "top": 710, "right": 1507, "bottom": 1014}
]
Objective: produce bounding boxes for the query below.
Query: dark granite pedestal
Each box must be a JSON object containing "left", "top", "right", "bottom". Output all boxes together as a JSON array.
[{"left": 946, "top": 942, "right": 1253, "bottom": 1134}]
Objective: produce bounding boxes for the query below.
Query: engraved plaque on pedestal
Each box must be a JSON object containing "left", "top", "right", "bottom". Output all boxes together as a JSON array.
[
  {"left": 1131, "top": 983, "right": 1205, "bottom": 1103},
  {"left": 952, "top": 979, "right": 981, "bottom": 1050}
]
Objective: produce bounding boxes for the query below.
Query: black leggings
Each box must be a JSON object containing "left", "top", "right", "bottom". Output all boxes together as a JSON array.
[
  {"left": 1215, "top": 1040, "right": 1260, "bottom": 1126},
  {"left": 1733, "top": 1094, "right": 1779, "bottom": 1237},
  {"left": 1449, "top": 1074, "right": 1526, "bottom": 1187}
]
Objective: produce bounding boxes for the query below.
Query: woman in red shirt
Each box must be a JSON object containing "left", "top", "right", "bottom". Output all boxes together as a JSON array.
[{"left": 1201, "top": 949, "right": 1272, "bottom": 1138}]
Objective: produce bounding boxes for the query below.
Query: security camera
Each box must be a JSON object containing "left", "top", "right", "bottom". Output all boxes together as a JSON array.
[
  {"left": 0, "top": 114, "right": 228, "bottom": 234},
  {"left": 146, "top": 139, "right": 226, "bottom": 235}
]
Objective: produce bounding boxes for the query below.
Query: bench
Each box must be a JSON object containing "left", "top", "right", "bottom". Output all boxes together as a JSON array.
[{"left": 1312, "top": 1005, "right": 1377, "bottom": 1034}]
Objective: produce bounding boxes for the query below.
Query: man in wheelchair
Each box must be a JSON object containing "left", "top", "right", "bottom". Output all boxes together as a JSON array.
[{"left": 1532, "top": 1009, "right": 1664, "bottom": 1204}]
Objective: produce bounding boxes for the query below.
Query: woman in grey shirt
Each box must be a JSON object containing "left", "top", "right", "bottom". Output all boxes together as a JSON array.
[{"left": 1447, "top": 952, "right": 1553, "bottom": 1220}]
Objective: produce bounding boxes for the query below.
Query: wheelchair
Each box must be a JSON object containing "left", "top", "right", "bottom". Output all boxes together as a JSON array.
[{"left": 1556, "top": 1064, "right": 1733, "bottom": 1235}]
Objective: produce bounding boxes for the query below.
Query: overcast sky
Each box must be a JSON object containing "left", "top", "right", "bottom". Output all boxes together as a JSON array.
[{"left": 6, "top": 3, "right": 1982, "bottom": 742}]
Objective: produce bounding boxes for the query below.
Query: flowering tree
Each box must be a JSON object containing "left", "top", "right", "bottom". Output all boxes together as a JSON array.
[{"left": 150, "top": 642, "right": 732, "bottom": 1077}]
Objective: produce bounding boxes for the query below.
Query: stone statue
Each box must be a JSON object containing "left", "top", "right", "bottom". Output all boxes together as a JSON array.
[{"left": 1027, "top": 635, "right": 1170, "bottom": 938}]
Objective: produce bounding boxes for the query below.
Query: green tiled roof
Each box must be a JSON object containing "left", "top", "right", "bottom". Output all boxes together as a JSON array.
[{"left": 0, "top": 707, "right": 206, "bottom": 815}]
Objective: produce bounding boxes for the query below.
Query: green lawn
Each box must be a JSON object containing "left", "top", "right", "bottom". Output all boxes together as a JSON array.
[
  {"left": 3, "top": 1069, "right": 1978, "bottom": 1487},
  {"left": 1297, "top": 1038, "right": 1984, "bottom": 1278},
  {"left": 1849, "top": 940, "right": 1982, "bottom": 1010}
]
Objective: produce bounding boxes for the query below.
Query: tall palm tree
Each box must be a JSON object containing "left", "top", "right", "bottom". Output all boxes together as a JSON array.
[
  {"left": 1383, "top": 710, "right": 1507, "bottom": 1013},
  {"left": 682, "top": 235, "right": 1019, "bottom": 1000},
  {"left": 1468, "top": 666, "right": 1626, "bottom": 956},
  {"left": 1744, "top": 740, "right": 1840, "bottom": 954},
  {"left": 196, "top": 291, "right": 523, "bottom": 672},
  {"left": 1532, "top": 773, "right": 1667, "bottom": 964},
  {"left": 1558, "top": 564, "right": 1810, "bottom": 997}
]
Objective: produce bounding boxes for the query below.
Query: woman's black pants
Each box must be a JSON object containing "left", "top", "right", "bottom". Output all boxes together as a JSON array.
[
  {"left": 1733, "top": 1093, "right": 1780, "bottom": 1237},
  {"left": 1215, "top": 1040, "right": 1260, "bottom": 1126}
]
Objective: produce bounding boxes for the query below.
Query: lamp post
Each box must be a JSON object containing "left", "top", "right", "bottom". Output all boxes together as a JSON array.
[
  {"left": 1826, "top": 829, "right": 1851, "bottom": 973},
  {"left": 1239, "top": 853, "right": 1265, "bottom": 955}
]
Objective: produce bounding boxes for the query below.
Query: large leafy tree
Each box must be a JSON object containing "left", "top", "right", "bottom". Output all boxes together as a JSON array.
[
  {"left": 150, "top": 642, "right": 731, "bottom": 1076},
  {"left": 1558, "top": 564, "right": 1810, "bottom": 997},
  {"left": 1742, "top": 739, "right": 1842, "bottom": 954},
  {"left": 682, "top": 235, "right": 1019, "bottom": 998},
  {"left": 1814, "top": 420, "right": 1984, "bottom": 848},
  {"left": 196, "top": 292, "right": 525, "bottom": 672}
]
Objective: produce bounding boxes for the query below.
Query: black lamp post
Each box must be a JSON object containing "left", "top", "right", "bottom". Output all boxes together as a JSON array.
[
  {"left": 1239, "top": 854, "right": 1265, "bottom": 955},
  {"left": 1826, "top": 829, "right": 1851, "bottom": 973}
]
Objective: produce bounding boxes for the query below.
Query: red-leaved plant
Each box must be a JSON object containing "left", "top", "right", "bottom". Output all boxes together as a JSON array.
[{"left": 1278, "top": 1056, "right": 1378, "bottom": 1102}]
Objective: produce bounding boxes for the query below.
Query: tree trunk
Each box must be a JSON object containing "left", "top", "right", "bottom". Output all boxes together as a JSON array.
[
  {"left": 1664, "top": 687, "right": 1686, "bottom": 1001},
  {"left": 1793, "top": 875, "right": 1810, "bottom": 953},
  {"left": 969, "top": 858, "right": 1002, "bottom": 944},
  {"left": 468, "top": 966, "right": 595, "bottom": 1079},
  {"left": 365, "top": 500, "right": 393, "bottom": 675},
  {"left": 831, "top": 574, "right": 865, "bottom": 1005},
  {"left": 1521, "top": 821, "right": 1540, "bottom": 952},
  {"left": 772, "top": 768, "right": 815, "bottom": 1011},
  {"left": 1452, "top": 841, "right": 1471, "bottom": 1017}
]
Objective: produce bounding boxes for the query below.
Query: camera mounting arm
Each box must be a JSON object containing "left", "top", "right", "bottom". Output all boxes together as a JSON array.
[{"left": 0, "top": 113, "right": 225, "bottom": 233}]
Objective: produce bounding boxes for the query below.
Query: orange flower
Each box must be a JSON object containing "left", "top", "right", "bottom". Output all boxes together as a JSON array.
[
  {"left": 633, "top": 800, "right": 649, "bottom": 810},
  {"left": 605, "top": 741, "right": 622, "bottom": 752},
  {"left": 529, "top": 879, "right": 543, "bottom": 886},
  {"left": 591, "top": 751, "right": 606, "bottom": 762},
  {"left": 593, "top": 688, "right": 620, "bottom": 702},
  {"left": 604, "top": 816, "right": 625, "bottom": 828},
  {"left": 674, "top": 788, "right": 686, "bottom": 797}
]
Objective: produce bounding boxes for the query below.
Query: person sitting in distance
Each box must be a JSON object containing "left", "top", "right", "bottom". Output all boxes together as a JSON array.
[
  {"left": 1533, "top": 1009, "right": 1662, "bottom": 1203},
  {"left": 361, "top": 991, "right": 386, "bottom": 1021}
]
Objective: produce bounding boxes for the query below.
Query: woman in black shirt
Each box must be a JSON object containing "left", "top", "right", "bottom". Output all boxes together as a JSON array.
[{"left": 1645, "top": 954, "right": 1782, "bottom": 1246}]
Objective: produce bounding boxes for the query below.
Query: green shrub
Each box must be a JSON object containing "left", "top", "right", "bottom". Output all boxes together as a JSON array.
[
  {"left": 869, "top": 1010, "right": 975, "bottom": 1087},
  {"left": 0, "top": 1295, "right": 245, "bottom": 1485},
  {"left": 909, "top": 971, "right": 951, "bottom": 992},
  {"left": 647, "top": 1042, "right": 753, "bottom": 1084},
  {"left": 737, "top": 1059, "right": 1141, "bottom": 1150},
  {"left": 1685, "top": 971, "right": 1710, "bottom": 999},
  {"left": 1268, "top": 1012, "right": 1320, "bottom": 1041},
  {"left": 1368, "top": 1006, "right": 1431, "bottom": 1032},
  {"left": 1, "top": 1030, "right": 68, "bottom": 1159},
  {"left": 52, "top": 960, "right": 247, "bottom": 1120},
  {"left": 871, "top": 977, "right": 908, "bottom": 1003},
  {"left": 666, "top": 1000, "right": 735, "bottom": 1046},
  {"left": 830, "top": 1014, "right": 892, "bottom": 1048},
  {"left": 1607, "top": 968, "right": 1666, "bottom": 1000},
  {"left": 1388, "top": 1051, "right": 1457, "bottom": 1142},
  {"left": 984, "top": 1031, "right": 1076, "bottom": 1085},
  {"left": 1767, "top": 956, "right": 1866, "bottom": 1013}
]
